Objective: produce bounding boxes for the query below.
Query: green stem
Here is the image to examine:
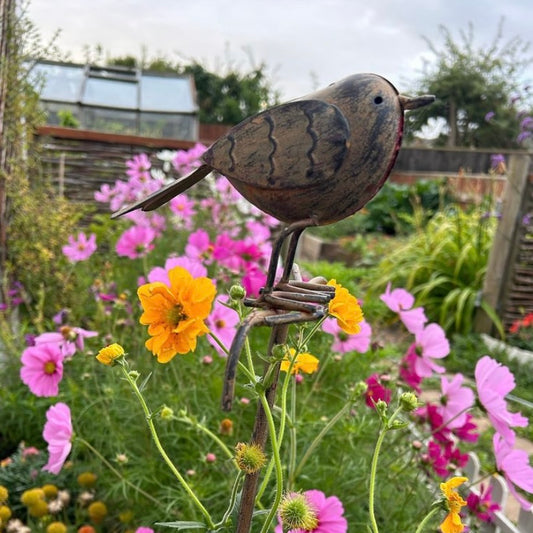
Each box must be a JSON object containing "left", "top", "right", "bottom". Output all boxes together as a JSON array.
[
  {"left": 258, "top": 392, "right": 284, "bottom": 533},
  {"left": 414, "top": 506, "right": 440, "bottom": 533},
  {"left": 208, "top": 331, "right": 230, "bottom": 357},
  {"left": 76, "top": 437, "right": 163, "bottom": 509},
  {"left": 119, "top": 363, "right": 215, "bottom": 529},
  {"left": 294, "top": 401, "right": 351, "bottom": 480},
  {"left": 368, "top": 406, "right": 402, "bottom": 533},
  {"left": 287, "top": 377, "right": 298, "bottom": 490},
  {"left": 216, "top": 471, "right": 245, "bottom": 529}
]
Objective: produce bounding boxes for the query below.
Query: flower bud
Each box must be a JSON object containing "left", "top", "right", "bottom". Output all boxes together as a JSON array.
[
  {"left": 160, "top": 405, "right": 174, "bottom": 420},
  {"left": 353, "top": 381, "right": 368, "bottom": 397},
  {"left": 278, "top": 492, "right": 318, "bottom": 532},
  {"left": 96, "top": 343, "right": 125, "bottom": 366},
  {"left": 229, "top": 284, "right": 246, "bottom": 300},
  {"left": 235, "top": 442, "right": 267, "bottom": 474},
  {"left": 399, "top": 392, "right": 419, "bottom": 412}
]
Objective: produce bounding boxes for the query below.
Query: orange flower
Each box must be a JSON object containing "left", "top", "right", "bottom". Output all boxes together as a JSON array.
[
  {"left": 327, "top": 279, "right": 364, "bottom": 334},
  {"left": 440, "top": 476, "right": 467, "bottom": 533},
  {"left": 138, "top": 266, "right": 216, "bottom": 363},
  {"left": 280, "top": 349, "right": 319, "bottom": 375}
]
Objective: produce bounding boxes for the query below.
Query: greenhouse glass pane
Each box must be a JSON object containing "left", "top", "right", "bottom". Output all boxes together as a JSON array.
[
  {"left": 140, "top": 76, "right": 196, "bottom": 112},
  {"left": 32, "top": 63, "right": 84, "bottom": 103},
  {"left": 83, "top": 78, "right": 138, "bottom": 109}
]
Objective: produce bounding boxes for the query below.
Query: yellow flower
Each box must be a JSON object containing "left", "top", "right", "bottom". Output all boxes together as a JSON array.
[
  {"left": 280, "top": 349, "right": 319, "bottom": 375},
  {"left": 47, "top": 521, "right": 68, "bottom": 533},
  {"left": 138, "top": 266, "right": 216, "bottom": 363},
  {"left": 88, "top": 501, "right": 108, "bottom": 524},
  {"left": 21, "top": 488, "right": 45, "bottom": 506},
  {"left": 96, "top": 343, "right": 125, "bottom": 365},
  {"left": 0, "top": 485, "right": 8, "bottom": 503},
  {"left": 327, "top": 279, "right": 364, "bottom": 334},
  {"left": 28, "top": 499, "right": 49, "bottom": 518},
  {"left": 0, "top": 504, "right": 12, "bottom": 523},
  {"left": 440, "top": 476, "right": 468, "bottom": 533},
  {"left": 77, "top": 471, "right": 98, "bottom": 488}
]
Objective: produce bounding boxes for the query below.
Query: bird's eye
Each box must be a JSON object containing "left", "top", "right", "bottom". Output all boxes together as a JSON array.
[{"left": 374, "top": 96, "right": 383, "bottom": 105}]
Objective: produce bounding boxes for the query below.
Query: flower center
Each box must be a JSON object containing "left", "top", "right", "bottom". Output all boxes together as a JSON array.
[
  {"left": 215, "top": 319, "right": 226, "bottom": 329},
  {"left": 44, "top": 361, "right": 56, "bottom": 375},
  {"left": 167, "top": 304, "right": 187, "bottom": 326}
]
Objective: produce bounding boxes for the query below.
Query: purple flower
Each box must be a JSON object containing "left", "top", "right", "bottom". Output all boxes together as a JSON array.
[
  {"left": 205, "top": 295, "right": 240, "bottom": 357},
  {"left": 20, "top": 343, "right": 64, "bottom": 397},
  {"left": 520, "top": 116, "right": 533, "bottom": 130},
  {"left": 275, "top": 489, "right": 347, "bottom": 533},
  {"left": 517, "top": 131, "right": 532, "bottom": 144},
  {"left": 490, "top": 154, "right": 506, "bottom": 171},
  {"left": 380, "top": 283, "right": 427, "bottom": 333},
  {"left": 466, "top": 483, "right": 500, "bottom": 522},
  {"left": 116, "top": 225, "right": 156, "bottom": 259},
  {"left": 409, "top": 323, "right": 450, "bottom": 378},
  {"left": 322, "top": 317, "right": 372, "bottom": 354},
  {"left": 438, "top": 373, "right": 474, "bottom": 429},
  {"left": 475, "top": 356, "right": 528, "bottom": 444},
  {"left": 42, "top": 403, "right": 72, "bottom": 474},
  {"left": 484, "top": 111, "right": 495, "bottom": 122},
  {"left": 62, "top": 232, "right": 97, "bottom": 263},
  {"left": 34, "top": 326, "right": 98, "bottom": 357},
  {"left": 493, "top": 433, "right": 533, "bottom": 510}
]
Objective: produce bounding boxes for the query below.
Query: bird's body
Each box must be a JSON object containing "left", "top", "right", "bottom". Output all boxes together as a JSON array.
[{"left": 114, "top": 73, "right": 433, "bottom": 224}]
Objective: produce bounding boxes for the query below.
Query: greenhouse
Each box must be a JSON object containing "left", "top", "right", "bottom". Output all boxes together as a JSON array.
[{"left": 31, "top": 60, "right": 199, "bottom": 139}]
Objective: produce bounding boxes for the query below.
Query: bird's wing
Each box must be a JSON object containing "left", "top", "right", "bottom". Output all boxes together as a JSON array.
[
  {"left": 203, "top": 99, "right": 350, "bottom": 189},
  {"left": 111, "top": 164, "right": 212, "bottom": 218}
]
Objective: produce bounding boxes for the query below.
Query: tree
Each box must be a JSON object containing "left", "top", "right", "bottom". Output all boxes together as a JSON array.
[{"left": 406, "top": 20, "right": 533, "bottom": 148}]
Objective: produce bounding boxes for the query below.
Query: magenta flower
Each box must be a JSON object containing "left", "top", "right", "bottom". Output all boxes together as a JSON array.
[
  {"left": 399, "top": 349, "right": 423, "bottom": 393},
  {"left": 135, "top": 528, "right": 155, "bottom": 533},
  {"left": 42, "top": 402, "right": 72, "bottom": 474},
  {"left": 322, "top": 317, "right": 372, "bottom": 354},
  {"left": 126, "top": 153, "right": 151, "bottom": 180},
  {"left": 275, "top": 489, "right": 347, "bottom": 533},
  {"left": 379, "top": 283, "right": 427, "bottom": 333},
  {"left": 116, "top": 225, "right": 156, "bottom": 259},
  {"left": 493, "top": 433, "right": 533, "bottom": 510},
  {"left": 185, "top": 229, "right": 213, "bottom": 263},
  {"left": 172, "top": 143, "right": 207, "bottom": 176},
  {"left": 34, "top": 325, "right": 98, "bottom": 357},
  {"left": 20, "top": 343, "right": 64, "bottom": 397},
  {"left": 475, "top": 356, "right": 528, "bottom": 444},
  {"left": 364, "top": 374, "right": 392, "bottom": 408},
  {"left": 408, "top": 323, "right": 449, "bottom": 378},
  {"left": 421, "top": 439, "right": 449, "bottom": 478},
  {"left": 438, "top": 373, "right": 474, "bottom": 429},
  {"left": 206, "top": 295, "right": 240, "bottom": 357},
  {"left": 147, "top": 256, "right": 208, "bottom": 285},
  {"left": 466, "top": 483, "right": 500, "bottom": 522},
  {"left": 242, "top": 265, "right": 267, "bottom": 298},
  {"left": 454, "top": 414, "right": 479, "bottom": 443},
  {"left": 62, "top": 232, "right": 97, "bottom": 263}
]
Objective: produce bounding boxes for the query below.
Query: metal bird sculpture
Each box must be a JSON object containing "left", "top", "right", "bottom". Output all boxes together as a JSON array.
[{"left": 113, "top": 73, "right": 434, "bottom": 408}]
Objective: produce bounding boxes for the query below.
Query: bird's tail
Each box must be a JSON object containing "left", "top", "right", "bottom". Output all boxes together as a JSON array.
[{"left": 111, "top": 164, "right": 213, "bottom": 218}]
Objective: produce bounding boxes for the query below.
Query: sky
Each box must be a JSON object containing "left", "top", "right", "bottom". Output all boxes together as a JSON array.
[{"left": 27, "top": 0, "right": 533, "bottom": 101}]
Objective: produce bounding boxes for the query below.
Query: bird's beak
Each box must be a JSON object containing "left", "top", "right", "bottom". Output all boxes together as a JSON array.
[{"left": 399, "top": 94, "right": 435, "bottom": 110}]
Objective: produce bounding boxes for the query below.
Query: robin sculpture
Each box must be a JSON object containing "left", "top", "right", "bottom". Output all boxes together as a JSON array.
[{"left": 113, "top": 73, "right": 434, "bottom": 408}]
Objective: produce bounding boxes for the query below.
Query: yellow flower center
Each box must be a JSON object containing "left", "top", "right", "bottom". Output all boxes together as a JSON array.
[
  {"left": 44, "top": 361, "right": 56, "bottom": 375},
  {"left": 215, "top": 319, "right": 226, "bottom": 328},
  {"left": 167, "top": 305, "right": 187, "bottom": 326}
]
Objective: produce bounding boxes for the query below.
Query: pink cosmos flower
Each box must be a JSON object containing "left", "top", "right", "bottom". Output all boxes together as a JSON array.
[
  {"left": 466, "top": 483, "right": 500, "bottom": 523},
  {"left": 322, "top": 317, "right": 372, "bottom": 354},
  {"left": 408, "top": 323, "right": 449, "bottom": 378},
  {"left": 124, "top": 210, "right": 166, "bottom": 236},
  {"left": 454, "top": 414, "right": 479, "bottom": 443},
  {"left": 34, "top": 325, "right": 98, "bottom": 358},
  {"left": 493, "top": 433, "right": 533, "bottom": 510},
  {"left": 438, "top": 373, "right": 475, "bottom": 429},
  {"left": 172, "top": 143, "right": 207, "bottom": 176},
  {"left": 421, "top": 439, "right": 449, "bottom": 478},
  {"left": 135, "top": 528, "right": 154, "bottom": 533},
  {"left": 20, "top": 343, "right": 64, "bottom": 397},
  {"left": 242, "top": 265, "right": 266, "bottom": 298},
  {"left": 206, "top": 295, "right": 240, "bottom": 357},
  {"left": 116, "top": 225, "right": 156, "bottom": 259},
  {"left": 62, "top": 232, "right": 97, "bottom": 263},
  {"left": 169, "top": 193, "right": 196, "bottom": 229},
  {"left": 379, "top": 283, "right": 427, "bottom": 333},
  {"left": 275, "top": 489, "right": 347, "bottom": 533},
  {"left": 185, "top": 229, "right": 213, "bottom": 263},
  {"left": 475, "top": 356, "right": 528, "bottom": 444},
  {"left": 147, "top": 256, "right": 208, "bottom": 285},
  {"left": 42, "top": 402, "right": 72, "bottom": 474},
  {"left": 126, "top": 153, "right": 151, "bottom": 180},
  {"left": 365, "top": 374, "right": 392, "bottom": 408}
]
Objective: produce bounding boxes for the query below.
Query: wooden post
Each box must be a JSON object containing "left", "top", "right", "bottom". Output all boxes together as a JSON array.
[{"left": 474, "top": 154, "right": 531, "bottom": 334}]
